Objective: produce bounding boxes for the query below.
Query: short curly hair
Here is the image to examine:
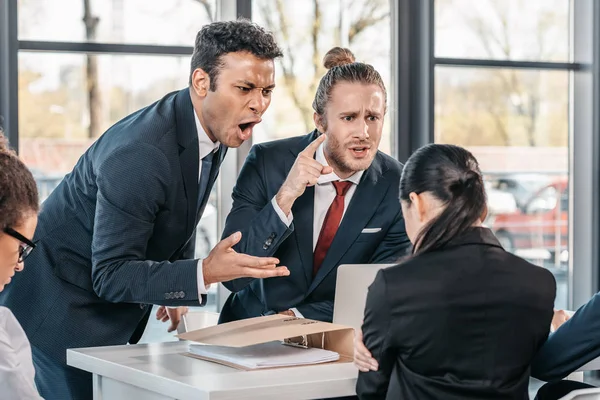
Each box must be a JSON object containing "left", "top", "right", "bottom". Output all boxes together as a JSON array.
[
  {"left": 0, "top": 129, "right": 39, "bottom": 230},
  {"left": 189, "top": 19, "right": 283, "bottom": 91}
]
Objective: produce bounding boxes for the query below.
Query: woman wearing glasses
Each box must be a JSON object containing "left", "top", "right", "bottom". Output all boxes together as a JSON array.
[{"left": 0, "top": 130, "right": 42, "bottom": 399}]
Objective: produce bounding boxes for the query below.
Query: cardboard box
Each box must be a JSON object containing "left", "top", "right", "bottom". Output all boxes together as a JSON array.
[{"left": 177, "top": 314, "right": 354, "bottom": 370}]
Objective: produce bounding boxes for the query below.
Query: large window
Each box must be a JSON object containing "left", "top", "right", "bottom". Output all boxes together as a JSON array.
[
  {"left": 436, "top": 0, "right": 569, "bottom": 62},
  {"left": 5, "top": 0, "right": 597, "bottom": 351},
  {"left": 251, "top": 0, "right": 394, "bottom": 155},
  {"left": 19, "top": 53, "right": 190, "bottom": 184},
  {"left": 434, "top": 0, "right": 572, "bottom": 309},
  {"left": 18, "top": 0, "right": 217, "bottom": 45},
  {"left": 15, "top": 0, "right": 218, "bottom": 343}
]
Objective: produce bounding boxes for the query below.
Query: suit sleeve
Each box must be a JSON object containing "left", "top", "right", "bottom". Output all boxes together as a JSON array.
[
  {"left": 531, "top": 292, "right": 600, "bottom": 381},
  {"left": 369, "top": 209, "right": 412, "bottom": 263},
  {"left": 221, "top": 145, "right": 295, "bottom": 293},
  {"left": 295, "top": 300, "right": 334, "bottom": 322},
  {"left": 356, "top": 269, "right": 397, "bottom": 398},
  {"left": 91, "top": 144, "right": 204, "bottom": 306},
  {"left": 179, "top": 229, "right": 197, "bottom": 260}
]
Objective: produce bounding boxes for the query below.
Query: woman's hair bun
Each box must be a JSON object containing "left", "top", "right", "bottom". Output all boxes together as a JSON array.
[{"left": 323, "top": 47, "right": 356, "bottom": 69}]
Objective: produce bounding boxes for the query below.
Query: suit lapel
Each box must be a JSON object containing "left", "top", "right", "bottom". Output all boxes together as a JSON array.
[
  {"left": 287, "top": 132, "right": 320, "bottom": 285},
  {"left": 174, "top": 89, "right": 199, "bottom": 239},
  {"left": 213, "top": 145, "right": 228, "bottom": 181},
  {"left": 196, "top": 145, "right": 227, "bottom": 224},
  {"left": 308, "top": 156, "right": 391, "bottom": 294},
  {"left": 292, "top": 185, "right": 315, "bottom": 286}
]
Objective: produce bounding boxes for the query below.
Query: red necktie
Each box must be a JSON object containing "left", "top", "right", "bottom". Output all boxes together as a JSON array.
[{"left": 313, "top": 181, "right": 353, "bottom": 277}]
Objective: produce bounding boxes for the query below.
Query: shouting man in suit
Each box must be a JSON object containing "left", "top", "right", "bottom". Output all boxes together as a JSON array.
[
  {"left": 0, "top": 20, "right": 290, "bottom": 399},
  {"left": 219, "top": 47, "right": 411, "bottom": 324}
]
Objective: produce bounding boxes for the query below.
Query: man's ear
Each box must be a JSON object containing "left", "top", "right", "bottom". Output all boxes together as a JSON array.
[
  {"left": 190, "top": 68, "right": 210, "bottom": 97},
  {"left": 313, "top": 112, "right": 326, "bottom": 133}
]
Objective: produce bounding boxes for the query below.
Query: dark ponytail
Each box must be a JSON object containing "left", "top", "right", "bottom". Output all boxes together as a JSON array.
[{"left": 400, "top": 144, "right": 486, "bottom": 255}]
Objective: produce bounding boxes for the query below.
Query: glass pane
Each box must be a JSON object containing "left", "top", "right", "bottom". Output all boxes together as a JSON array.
[
  {"left": 19, "top": 52, "right": 219, "bottom": 342},
  {"left": 18, "top": 0, "right": 216, "bottom": 46},
  {"left": 251, "top": 0, "right": 393, "bottom": 155},
  {"left": 435, "top": 66, "right": 569, "bottom": 309},
  {"left": 435, "top": 0, "right": 570, "bottom": 62}
]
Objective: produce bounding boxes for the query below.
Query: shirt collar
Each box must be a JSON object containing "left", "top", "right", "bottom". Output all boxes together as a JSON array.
[
  {"left": 316, "top": 141, "right": 364, "bottom": 185},
  {"left": 195, "top": 111, "right": 220, "bottom": 159}
]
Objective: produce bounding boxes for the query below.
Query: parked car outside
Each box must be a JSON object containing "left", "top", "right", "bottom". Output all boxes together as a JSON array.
[{"left": 489, "top": 178, "right": 568, "bottom": 267}]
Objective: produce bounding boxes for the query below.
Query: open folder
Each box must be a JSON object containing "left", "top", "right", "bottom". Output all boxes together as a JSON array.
[
  {"left": 188, "top": 340, "right": 340, "bottom": 369},
  {"left": 177, "top": 314, "right": 354, "bottom": 370}
]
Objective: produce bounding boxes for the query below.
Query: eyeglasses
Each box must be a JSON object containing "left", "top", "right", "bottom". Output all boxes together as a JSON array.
[{"left": 3, "top": 227, "right": 36, "bottom": 263}]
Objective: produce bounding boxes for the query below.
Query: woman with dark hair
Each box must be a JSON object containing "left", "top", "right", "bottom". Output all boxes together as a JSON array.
[
  {"left": 0, "top": 130, "right": 43, "bottom": 398},
  {"left": 354, "top": 144, "right": 556, "bottom": 399}
]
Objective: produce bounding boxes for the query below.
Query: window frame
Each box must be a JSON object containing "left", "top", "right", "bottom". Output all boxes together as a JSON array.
[{"left": 2, "top": 0, "right": 599, "bottom": 310}]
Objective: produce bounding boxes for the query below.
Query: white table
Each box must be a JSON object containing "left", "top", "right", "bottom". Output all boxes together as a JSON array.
[
  {"left": 579, "top": 357, "right": 600, "bottom": 372},
  {"left": 67, "top": 341, "right": 358, "bottom": 400}
]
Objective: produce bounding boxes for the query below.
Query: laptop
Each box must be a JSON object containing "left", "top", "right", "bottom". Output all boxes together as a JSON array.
[{"left": 332, "top": 264, "right": 395, "bottom": 332}]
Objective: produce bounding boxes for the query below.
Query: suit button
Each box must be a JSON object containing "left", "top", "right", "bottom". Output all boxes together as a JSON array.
[
  {"left": 179, "top": 291, "right": 185, "bottom": 298},
  {"left": 164, "top": 293, "right": 171, "bottom": 300},
  {"left": 263, "top": 233, "right": 277, "bottom": 250}
]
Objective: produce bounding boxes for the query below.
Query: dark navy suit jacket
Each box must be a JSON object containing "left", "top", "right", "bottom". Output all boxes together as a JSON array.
[
  {"left": 532, "top": 292, "right": 600, "bottom": 382},
  {"left": 0, "top": 88, "right": 225, "bottom": 363},
  {"left": 219, "top": 131, "right": 411, "bottom": 323}
]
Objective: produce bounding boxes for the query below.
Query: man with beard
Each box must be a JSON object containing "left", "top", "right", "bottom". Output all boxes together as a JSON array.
[{"left": 219, "top": 47, "right": 411, "bottom": 323}]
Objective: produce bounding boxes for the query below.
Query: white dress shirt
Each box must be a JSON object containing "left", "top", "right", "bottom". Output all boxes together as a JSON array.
[
  {"left": 272, "top": 142, "right": 364, "bottom": 316},
  {"left": 195, "top": 112, "right": 220, "bottom": 299},
  {"left": 0, "top": 306, "right": 43, "bottom": 399}
]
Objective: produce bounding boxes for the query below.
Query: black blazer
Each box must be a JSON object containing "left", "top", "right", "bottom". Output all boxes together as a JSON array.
[{"left": 356, "top": 227, "right": 556, "bottom": 400}]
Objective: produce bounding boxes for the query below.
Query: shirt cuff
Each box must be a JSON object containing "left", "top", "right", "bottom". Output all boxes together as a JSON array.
[
  {"left": 271, "top": 196, "right": 293, "bottom": 227},
  {"left": 197, "top": 260, "right": 210, "bottom": 300},
  {"left": 290, "top": 308, "right": 304, "bottom": 318}
]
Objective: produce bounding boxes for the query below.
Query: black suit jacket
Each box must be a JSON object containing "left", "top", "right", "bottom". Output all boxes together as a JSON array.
[
  {"left": 219, "top": 131, "right": 410, "bottom": 323},
  {"left": 0, "top": 88, "right": 225, "bottom": 362},
  {"left": 356, "top": 227, "right": 556, "bottom": 400}
]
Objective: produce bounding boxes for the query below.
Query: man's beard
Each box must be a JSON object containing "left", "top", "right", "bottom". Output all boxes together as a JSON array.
[{"left": 326, "top": 141, "right": 370, "bottom": 175}]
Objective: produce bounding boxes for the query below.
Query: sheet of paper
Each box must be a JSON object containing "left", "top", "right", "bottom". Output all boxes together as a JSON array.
[{"left": 188, "top": 340, "right": 340, "bottom": 369}]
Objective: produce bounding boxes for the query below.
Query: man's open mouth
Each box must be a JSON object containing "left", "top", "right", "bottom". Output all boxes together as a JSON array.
[{"left": 237, "top": 120, "right": 261, "bottom": 141}]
